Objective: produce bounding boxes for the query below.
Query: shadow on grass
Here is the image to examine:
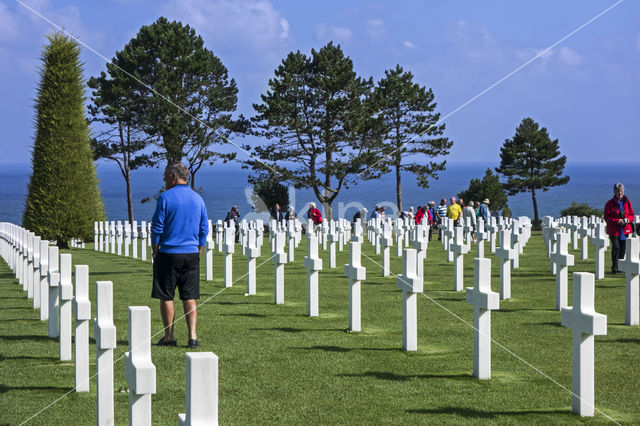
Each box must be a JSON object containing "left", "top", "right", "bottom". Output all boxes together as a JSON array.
[
  {"left": 0, "top": 384, "right": 73, "bottom": 394},
  {"left": 500, "top": 307, "right": 557, "bottom": 313},
  {"left": 535, "top": 322, "right": 563, "bottom": 328},
  {"left": 406, "top": 406, "right": 568, "bottom": 418},
  {"left": 219, "top": 313, "right": 267, "bottom": 318},
  {"left": 0, "top": 354, "right": 58, "bottom": 362},
  {"left": 604, "top": 338, "right": 640, "bottom": 344},
  {"left": 291, "top": 345, "right": 401, "bottom": 353},
  {"left": 337, "top": 371, "right": 470, "bottom": 381},
  {"left": 0, "top": 306, "right": 34, "bottom": 310},
  {"left": 0, "top": 335, "right": 50, "bottom": 342},
  {"left": 252, "top": 327, "right": 342, "bottom": 334},
  {"left": 2, "top": 318, "right": 41, "bottom": 323},
  {"left": 89, "top": 337, "right": 129, "bottom": 346}
]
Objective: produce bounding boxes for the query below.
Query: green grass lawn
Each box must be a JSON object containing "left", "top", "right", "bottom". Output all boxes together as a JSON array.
[{"left": 1, "top": 231, "right": 639, "bottom": 424}]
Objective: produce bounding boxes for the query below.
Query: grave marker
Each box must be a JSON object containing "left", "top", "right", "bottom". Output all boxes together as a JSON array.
[
  {"left": 451, "top": 227, "right": 470, "bottom": 291},
  {"left": 466, "top": 257, "right": 499, "bottom": 379},
  {"left": 618, "top": 236, "right": 640, "bottom": 326},
  {"left": 273, "top": 231, "right": 287, "bottom": 304},
  {"left": 48, "top": 246, "right": 60, "bottom": 338},
  {"left": 396, "top": 249, "right": 423, "bottom": 351},
  {"left": 551, "top": 232, "right": 574, "bottom": 310},
  {"left": 59, "top": 253, "right": 73, "bottom": 361},
  {"left": 125, "top": 306, "right": 156, "bottom": 426},
  {"left": 561, "top": 272, "right": 607, "bottom": 417},
  {"left": 177, "top": 352, "right": 218, "bottom": 426},
  {"left": 495, "top": 229, "right": 515, "bottom": 300},
  {"left": 73, "top": 265, "right": 90, "bottom": 392},
  {"left": 344, "top": 239, "right": 365, "bottom": 332},
  {"left": 94, "top": 281, "right": 116, "bottom": 426},
  {"left": 304, "top": 234, "right": 323, "bottom": 316}
]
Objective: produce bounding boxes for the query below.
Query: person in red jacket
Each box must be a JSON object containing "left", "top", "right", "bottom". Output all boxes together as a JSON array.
[
  {"left": 604, "top": 182, "right": 635, "bottom": 274},
  {"left": 307, "top": 202, "right": 323, "bottom": 229},
  {"left": 415, "top": 206, "right": 425, "bottom": 224}
]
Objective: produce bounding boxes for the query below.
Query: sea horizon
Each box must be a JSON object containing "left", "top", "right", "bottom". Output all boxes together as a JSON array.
[{"left": 2, "top": 161, "right": 639, "bottom": 226}]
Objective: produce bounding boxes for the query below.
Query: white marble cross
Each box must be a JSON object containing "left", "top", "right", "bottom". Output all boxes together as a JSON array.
[
  {"left": 178, "top": 352, "right": 218, "bottom": 426},
  {"left": 48, "top": 246, "right": 60, "bottom": 338},
  {"left": 495, "top": 229, "right": 515, "bottom": 300},
  {"left": 94, "top": 281, "right": 116, "bottom": 426},
  {"left": 73, "top": 265, "right": 91, "bottom": 392},
  {"left": 110, "top": 221, "right": 117, "bottom": 254},
  {"left": 98, "top": 221, "right": 104, "bottom": 252},
  {"left": 304, "top": 234, "right": 323, "bottom": 316},
  {"left": 287, "top": 220, "right": 296, "bottom": 262},
  {"left": 32, "top": 236, "right": 41, "bottom": 310},
  {"left": 125, "top": 306, "right": 156, "bottom": 426},
  {"left": 39, "top": 240, "right": 49, "bottom": 321},
  {"left": 206, "top": 221, "right": 215, "bottom": 282},
  {"left": 577, "top": 217, "right": 590, "bottom": 260},
  {"left": 443, "top": 219, "right": 455, "bottom": 262},
  {"left": 116, "top": 221, "right": 123, "bottom": 256},
  {"left": 245, "top": 229, "right": 260, "bottom": 296},
  {"left": 451, "top": 226, "right": 470, "bottom": 291},
  {"left": 216, "top": 220, "right": 224, "bottom": 252},
  {"left": 561, "top": 272, "right": 607, "bottom": 417},
  {"left": 487, "top": 217, "right": 498, "bottom": 254},
  {"left": 132, "top": 220, "right": 139, "bottom": 259},
  {"left": 589, "top": 223, "right": 609, "bottom": 280},
  {"left": 124, "top": 221, "right": 131, "bottom": 257},
  {"left": 140, "top": 221, "right": 148, "bottom": 261},
  {"left": 328, "top": 221, "right": 339, "bottom": 268},
  {"left": 381, "top": 222, "right": 393, "bottom": 277},
  {"left": 466, "top": 257, "right": 499, "bottom": 379},
  {"left": 344, "top": 239, "right": 366, "bottom": 332},
  {"left": 59, "top": 253, "right": 73, "bottom": 361},
  {"left": 410, "top": 224, "right": 427, "bottom": 282},
  {"left": 396, "top": 248, "right": 423, "bottom": 351},
  {"left": 475, "top": 218, "right": 488, "bottom": 258},
  {"left": 223, "top": 226, "right": 235, "bottom": 287},
  {"left": 272, "top": 231, "right": 287, "bottom": 304},
  {"left": 618, "top": 236, "right": 640, "bottom": 326},
  {"left": 551, "top": 232, "right": 575, "bottom": 310}
]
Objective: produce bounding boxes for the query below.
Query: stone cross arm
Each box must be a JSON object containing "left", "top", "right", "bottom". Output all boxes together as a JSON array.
[{"left": 561, "top": 273, "right": 607, "bottom": 336}]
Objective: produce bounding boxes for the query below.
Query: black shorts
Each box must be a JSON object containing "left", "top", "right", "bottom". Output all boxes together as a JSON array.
[{"left": 152, "top": 252, "right": 200, "bottom": 300}]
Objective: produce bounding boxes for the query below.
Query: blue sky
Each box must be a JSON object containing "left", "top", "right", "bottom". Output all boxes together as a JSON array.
[{"left": 1, "top": 0, "right": 638, "bottom": 166}]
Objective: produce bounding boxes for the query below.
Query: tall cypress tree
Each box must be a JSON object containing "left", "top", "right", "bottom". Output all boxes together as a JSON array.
[{"left": 23, "top": 33, "right": 105, "bottom": 247}]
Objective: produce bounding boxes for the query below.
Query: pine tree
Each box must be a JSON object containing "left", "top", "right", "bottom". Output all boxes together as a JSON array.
[
  {"left": 23, "top": 33, "right": 105, "bottom": 247},
  {"left": 496, "top": 117, "right": 569, "bottom": 227},
  {"left": 457, "top": 168, "right": 508, "bottom": 211}
]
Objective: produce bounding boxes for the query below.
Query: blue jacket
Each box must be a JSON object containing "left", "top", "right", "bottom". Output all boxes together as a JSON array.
[{"left": 151, "top": 185, "right": 209, "bottom": 253}]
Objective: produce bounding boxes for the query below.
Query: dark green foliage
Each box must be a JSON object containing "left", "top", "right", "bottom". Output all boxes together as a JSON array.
[
  {"left": 496, "top": 117, "right": 569, "bottom": 227},
  {"left": 23, "top": 33, "right": 105, "bottom": 246},
  {"left": 371, "top": 65, "right": 452, "bottom": 211},
  {"left": 502, "top": 206, "right": 512, "bottom": 218},
  {"left": 107, "top": 17, "right": 246, "bottom": 188},
  {"left": 249, "top": 42, "right": 383, "bottom": 220},
  {"left": 457, "top": 168, "right": 508, "bottom": 211},
  {"left": 87, "top": 56, "right": 154, "bottom": 222},
  {"left": 560, "top": 202, "right": 602, "bottom": 218},
  {"left": 249, "top": 173, "right": 290, "bottom": 214}
]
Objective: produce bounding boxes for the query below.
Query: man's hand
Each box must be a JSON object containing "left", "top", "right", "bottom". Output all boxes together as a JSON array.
[
  {"left": 198, "top": 246, "right": 205, "bottom": 259},
  {"left": 152, "top": 244, "right": 159, "bottom": 260}
]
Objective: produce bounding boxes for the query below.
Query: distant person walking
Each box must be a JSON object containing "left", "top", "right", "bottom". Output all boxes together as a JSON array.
[
  {"left": 271, "top": 204, "right": 284, "bottom": 221},
  {"left": 308, "top": 202, "right": 323, "bottom": 228},
  {"left": 447, "top": 197, "right": 462, "bottom": 226},
  {"left": 478, "top": 199, "right": 490, "bottom": 224},
  {"left": 604, "top": 182, "right": 635, "bottom": 274},
  {"left": 436, "top": 198, "right": 447, "bottom": 240},
  {"left": 151, "top": 162, "right": 208, "bottom": 349},
  {"left": 225, "top": 205, "right": 240, "bottom": 242}
]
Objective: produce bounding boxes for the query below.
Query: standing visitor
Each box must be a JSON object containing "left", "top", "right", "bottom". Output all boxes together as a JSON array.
[
  {"left": 271, "top": 204, "right": 284, "bottom": 221},
  {"left": 285, "top": 205, "right": 297, "bottom": 221},
  {"left": 308, "top": 202, "right": 323, "bottom": 228},
  {"left": 447, "top": 197, "right": 462, "bottom": 226},
  {"left": 462, "top": 201, "right": 477, "bottom": 242},
  {"left": 436, "top": 198, "right": 448, "bottom": 240},
  {"left": 604, "top": 182, "right": 635, "bottom": 274},
  {"left": 151, "top": 162, "right": 208, "bottom": 349},
  {"left": 478, "top": 199, "right": 490, "bottom": 224}
]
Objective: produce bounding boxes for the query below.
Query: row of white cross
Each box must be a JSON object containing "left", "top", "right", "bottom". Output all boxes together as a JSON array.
[
  {"left": 17, "top": 210, "right": 634, "bottom": 420},
  {"left": 0, "top": 222, "right": 218, "bottom": 426}
]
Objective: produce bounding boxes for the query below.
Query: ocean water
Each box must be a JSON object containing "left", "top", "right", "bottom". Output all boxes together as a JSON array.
[{"left": 1, "top": 162, "right": 639, "bottom": 225}]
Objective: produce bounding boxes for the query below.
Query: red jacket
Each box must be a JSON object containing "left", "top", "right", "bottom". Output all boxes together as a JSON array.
[
  {"left": 415, "top": 208, "right": 432, "bottom": 225},
  {"left": 604, "top": 196, "right": 634, "bottom": 237},
  {"left": 308, "top": 207, "right": 323, "bottom": 225}
]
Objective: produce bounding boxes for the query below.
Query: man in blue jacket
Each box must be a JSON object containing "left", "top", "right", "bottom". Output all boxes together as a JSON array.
[{"left": 151, "top": 162, "right": 208, "bottom": 349}]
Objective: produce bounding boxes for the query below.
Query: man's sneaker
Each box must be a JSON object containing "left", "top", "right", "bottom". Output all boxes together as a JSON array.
[{"left": 187, "top": 339, "right": 200, "bottom": 349}]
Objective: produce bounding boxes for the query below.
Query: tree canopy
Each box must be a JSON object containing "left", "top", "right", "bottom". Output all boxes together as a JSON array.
[
  {"left": 370, "top": 65, "right": 452, "bottom": 211},
  {"left": 496, "top": 117, "right": 569, "bottom": 226},
  {"left": 104, "top": 17, "right": 244, "bottom": 188},
  {"left": 23, "top": 33, "right": 105, "bottom": 246},
  {"left": 457, "top": 168, "right": 508, "bottom": 211},
  {"left": 248, "top": 42, "right": 382, "bottom": 219}
]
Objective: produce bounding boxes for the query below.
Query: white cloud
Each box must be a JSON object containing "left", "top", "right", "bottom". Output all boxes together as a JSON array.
[
  {"left": 165, "top": 0, "right": 290, "bottom": 53},
  {"left": 403, "top": 40, "right": 416, "bottom": 49},
  {"left": 366, "top": 19, "right": 384, "bottom": 38},
  {"left": 556, "top": 46, "right": 583, "bottom": 67},
  {"left": 448, "top": 20, "right": 506, "bottom": 64},
  {"left": 315, "top": 23, "right": 352, "bottom": 43}
]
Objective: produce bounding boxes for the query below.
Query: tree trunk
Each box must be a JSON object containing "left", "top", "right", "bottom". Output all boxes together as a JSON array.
[
  {"left": 125, "top": 166, "right": 134, "bottom": 223},
  {"left": 396, "top": 161, "right": 402, "bottom": 213},
  {"left": 322, "top": 201, "right": 333, "bottom": 222},
  {"left": 531, "top": 187, "right": 540, "bottom": 228}
]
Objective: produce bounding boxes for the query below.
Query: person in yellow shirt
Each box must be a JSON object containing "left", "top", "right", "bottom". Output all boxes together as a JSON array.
[{"left": 447, "top": 196, "right": 462, "bottom": 226}]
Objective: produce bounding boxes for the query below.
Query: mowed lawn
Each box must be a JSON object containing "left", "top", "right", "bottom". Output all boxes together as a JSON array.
[{"left": 1, "top": 230, "right": 639, "bottom": 425}]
